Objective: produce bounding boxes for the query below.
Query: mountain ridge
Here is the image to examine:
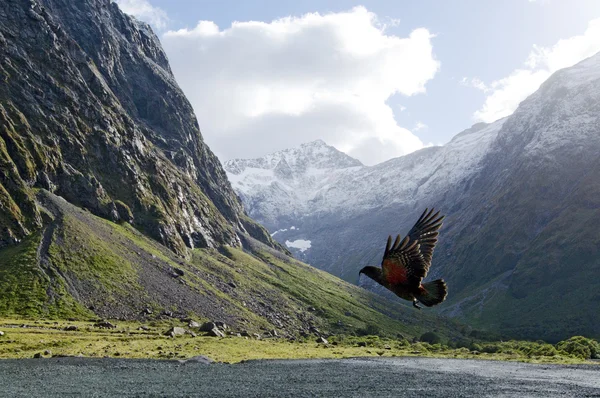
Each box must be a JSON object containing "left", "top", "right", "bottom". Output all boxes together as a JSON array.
[{"left": 226, "top": 52, "right": 600, "bottom": 340}]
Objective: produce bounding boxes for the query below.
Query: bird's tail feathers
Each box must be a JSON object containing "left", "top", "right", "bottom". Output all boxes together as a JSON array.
[{"left": 416, "top": 279, "right": 447, "bottom": 307}]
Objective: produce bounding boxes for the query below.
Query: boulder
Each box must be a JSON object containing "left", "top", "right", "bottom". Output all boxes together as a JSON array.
[
  {"left": 94, "top": 321, "right": 116, "bottom": 329},
  {"left": 64, "top": 325, "right": 78, "bottom": 331},
  {"left": 166, "top": 327, "right": 186, "bottom": 337},
  {"left": 188, "top": 321, "right": 200, "bottom": 328},
  {"left": 184, "top": 355, "right": 214, "bottom": 365},
  {"left": 316, "top": 337, "right": 329, "bottom": 344},
  {"left": 206, "top": 328, "right": 225, "bottom": 338},
  {"left": 199, "top": 322, "right": 216, "bottom": 332},
  {"left": 214, "top": 321, "right": 228, "bottom": 330}
]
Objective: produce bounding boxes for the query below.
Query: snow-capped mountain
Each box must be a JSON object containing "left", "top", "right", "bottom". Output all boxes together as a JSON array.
[
  {"left": 225, "top": 52, "right": 600, "bottom": 341},
  {"left": 224, "top": 118, "right": 505, "bottom": 261},
  {"left": 224, "top": 140, "right": 362, "bottom": 228},
  {"left": 224, "top": 120, "right": 506, "bottom": 225}
]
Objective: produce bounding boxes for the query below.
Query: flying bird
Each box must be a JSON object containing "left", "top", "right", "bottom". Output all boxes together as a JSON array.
[{"left": 359, "top": 208, "right": 447, "bottom": 309}]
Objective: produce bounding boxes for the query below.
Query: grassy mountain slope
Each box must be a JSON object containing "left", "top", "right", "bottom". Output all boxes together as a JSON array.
[{"left": 0, "top": 190, "right": 465, "bottom": 341}]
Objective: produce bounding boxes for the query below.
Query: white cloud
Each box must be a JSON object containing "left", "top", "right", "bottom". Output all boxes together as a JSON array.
[
  {"left": 472, "top": 18, "right": 600, "bottom": 123},
  {"left": 161, "top": 7, "right": 439, "bottom": 165},
  {"left": 115, "top": 0, "right": 168, "bottom": 30},
  {"left": 414, "top": 121, "right": 428, "bottom": 131},
  {"left": 460, "top": 77, "right": 489, "bottom": 92}
]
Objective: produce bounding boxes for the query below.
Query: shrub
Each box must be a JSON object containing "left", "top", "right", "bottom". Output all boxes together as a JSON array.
[
  {"left": 556, "top": 336, "right": 600, "bottom": 359},
  {"left": 481, "top": 344, "right": 500, "bottom": 354},
  {"left": 356, "top": 324, "right": 381, "bottom": 337},
  {"left": 420, "top": 331, "right": 442, "bottom": 344}
]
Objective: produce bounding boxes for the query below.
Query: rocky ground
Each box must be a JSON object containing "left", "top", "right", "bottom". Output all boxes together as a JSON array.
[{"left": 1, "top": 357, "right": 599, "bottom": 397}]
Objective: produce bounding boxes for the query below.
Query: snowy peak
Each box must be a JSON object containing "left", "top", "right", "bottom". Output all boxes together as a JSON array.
[{"left": 223, "top": 140, "right": 363, "bottom": 177}]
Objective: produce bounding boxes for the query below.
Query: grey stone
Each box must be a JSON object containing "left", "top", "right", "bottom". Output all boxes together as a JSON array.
[
  {"left": 214, "top": 321, "right": 228, "bottom": 330},
  {"left": 184, "top": 355, "right": 214, "bottom": 364},
  {"left": 199, "top": 322, "right": 216, "bottom": 332},
  {"left": 94, "top": 321, "right": 116, "bottom": 329},
  {"left": 166, "top": 327, "right": 186, "bottom": 337},
  {"left": 206, "top": 328, "right": 225, "bottom": 338}
]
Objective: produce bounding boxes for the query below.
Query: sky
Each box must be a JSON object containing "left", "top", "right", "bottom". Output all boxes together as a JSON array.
[{"left": 115, "top": 0, "right": 600, "bottom": 165}]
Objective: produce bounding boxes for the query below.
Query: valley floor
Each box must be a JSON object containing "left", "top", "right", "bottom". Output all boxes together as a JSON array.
[{"left": 0, "top": 319, "right": 596, "bottom": 365}]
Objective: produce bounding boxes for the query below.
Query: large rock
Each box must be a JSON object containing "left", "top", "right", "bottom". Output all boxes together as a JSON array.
[
  {"left": 183, "top": 355, "right": 214, "bottom": 365},
  {"left": 166, "top": 327, "right": 186, "bottom": 337},
  {"left": 199, "top": 322, "right": 216, "bottom": 332},
  {"left": 94, "top": 321, "right": 116, "bottom": 329},
  {"left": 206, "top": 328, "right": 225, "bottom": 338}
]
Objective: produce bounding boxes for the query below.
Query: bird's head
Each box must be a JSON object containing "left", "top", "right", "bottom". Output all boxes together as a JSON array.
[{"left": 359, "top": 266, "right": 383, "bottom": 284}]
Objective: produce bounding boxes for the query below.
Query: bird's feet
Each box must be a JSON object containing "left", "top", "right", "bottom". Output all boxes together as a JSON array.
[{"left": 413, "top": 300, "right": 421, "bottom": 310}]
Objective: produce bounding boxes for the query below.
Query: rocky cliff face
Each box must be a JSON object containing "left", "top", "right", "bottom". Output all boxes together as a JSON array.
[{"left": 0, "top": 0, "right": 278, "bottom": 253}]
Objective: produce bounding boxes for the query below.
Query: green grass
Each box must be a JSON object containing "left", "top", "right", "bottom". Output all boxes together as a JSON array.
[
  {"left": 49, "top": 215, "right": 141, "bottom": 296},
  {"left": 0, "top": 234, "right": 88, "bottom": 318},
  {"left": 0, "top": 319, "right": 596, "bottom": 364}
]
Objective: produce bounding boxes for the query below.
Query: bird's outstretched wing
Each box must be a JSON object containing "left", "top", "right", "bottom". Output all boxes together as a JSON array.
[
  {"left": 407, "top": 208, "right": 444, "bottom": 265},
  {"left": 381, "top": 235, "right": 426, "bottom": 288}
]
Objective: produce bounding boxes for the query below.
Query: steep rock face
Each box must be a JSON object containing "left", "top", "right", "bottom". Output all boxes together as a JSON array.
[{"left": 0, "top": 0, "right": 278, "bottom": 252}]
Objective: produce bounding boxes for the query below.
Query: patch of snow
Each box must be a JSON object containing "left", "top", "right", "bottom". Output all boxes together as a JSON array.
[
  {"left": 270, "top": 228, "right": 288, "bottom": 236},
  {"left": 285, "top": 239, "right": 312, "bottom": 252}
]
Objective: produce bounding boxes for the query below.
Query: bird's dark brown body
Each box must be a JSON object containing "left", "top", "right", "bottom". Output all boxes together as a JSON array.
[{"left": 359, "top": 208, "right": 448, "bottom": 309}]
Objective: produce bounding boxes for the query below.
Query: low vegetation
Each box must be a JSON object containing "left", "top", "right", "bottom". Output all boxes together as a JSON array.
[{"left": 0, "top": 319, "right": 598, "bottom": 364}]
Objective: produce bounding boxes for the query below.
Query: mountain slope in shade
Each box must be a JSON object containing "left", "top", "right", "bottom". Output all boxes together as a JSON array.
[
  {"left": 434, "top": 52, "right": 600, "bottom": 341},
  {"left": 226, "top": 53, "right": 600, "bottom": 340}
]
